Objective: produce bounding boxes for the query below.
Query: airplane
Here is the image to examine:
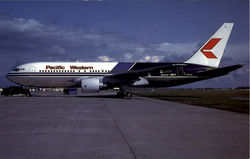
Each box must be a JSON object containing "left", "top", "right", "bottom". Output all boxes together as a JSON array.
[{"left": 6, "top": 23, "right": 242, "bottom": 97}]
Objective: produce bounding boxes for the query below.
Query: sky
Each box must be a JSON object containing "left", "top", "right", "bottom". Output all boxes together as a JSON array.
[{"left": 0, "top": 1, "right": 249, "bottom": 88}]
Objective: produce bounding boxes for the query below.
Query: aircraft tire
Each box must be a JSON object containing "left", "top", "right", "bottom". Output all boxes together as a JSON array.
[
  {"left": 125, "top": 92, "right": 132, "bottom": 98},
  {"left": 117, "top": 91, "right": 132, "bottom": 98}
]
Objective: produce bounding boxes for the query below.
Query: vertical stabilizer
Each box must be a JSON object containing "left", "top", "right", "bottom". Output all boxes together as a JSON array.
[{"left": 185, "top": 23, "right": 234, "bottom": 68}]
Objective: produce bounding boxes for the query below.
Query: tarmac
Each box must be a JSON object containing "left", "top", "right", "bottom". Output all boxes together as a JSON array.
[{"left": 0, "top": 93, "right": 248, "bottom": 159}]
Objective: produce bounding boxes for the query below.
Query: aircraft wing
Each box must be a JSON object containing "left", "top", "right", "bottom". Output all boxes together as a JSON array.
[{"left": 103, "top": 64, "right": 179, "bottom": 85}]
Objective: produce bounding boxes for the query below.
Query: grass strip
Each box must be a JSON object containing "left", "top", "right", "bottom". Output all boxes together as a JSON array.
[{"left": 134, "top": 89, "right": 249, "bottom": 114}]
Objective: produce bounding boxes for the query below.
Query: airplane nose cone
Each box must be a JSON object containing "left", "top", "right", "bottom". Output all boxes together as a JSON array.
[
  {"left": 5, "top": 72, "right": 15, "bottom": 83},
  {"left": 6, "top": 72, "right": 11, "bottom": 80}
]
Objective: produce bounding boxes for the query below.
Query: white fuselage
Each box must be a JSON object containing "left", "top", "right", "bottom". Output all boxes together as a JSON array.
[{"left": 6, "top": 62, "right": 121, "bottom": 87}]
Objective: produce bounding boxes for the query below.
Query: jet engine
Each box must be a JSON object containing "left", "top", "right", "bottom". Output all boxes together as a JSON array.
[{"left": 81, "top": 77, "right": 105, "bottom": 92}]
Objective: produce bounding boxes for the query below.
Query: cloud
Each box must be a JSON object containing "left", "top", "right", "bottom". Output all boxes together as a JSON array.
[
  {"left": 123, "top": 52, "right": 133, "bottom": 61},
  {"left": 97, "top": 55, "right": 116, "bottom": 62},
  {"left": 155, "top": 42, "right": 197, "bottom": 55},
  {"left": 45, "top": 45, "right": 66, "bottom": 56},
  {"left": 0, "top": 17, "right": 42, "bottom": 33},
  {"left": 139, "top": 55, "right": 164, "bottom": 62}
]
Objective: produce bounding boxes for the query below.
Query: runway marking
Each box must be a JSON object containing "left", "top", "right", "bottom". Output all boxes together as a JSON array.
[{"left": 103, "top": 99, "right": 137, "bottom": 159}]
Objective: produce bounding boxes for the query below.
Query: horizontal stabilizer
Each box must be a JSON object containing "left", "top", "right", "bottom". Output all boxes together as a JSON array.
[{"left": 196, "top": 64, "right": 242, "bottom": 77}]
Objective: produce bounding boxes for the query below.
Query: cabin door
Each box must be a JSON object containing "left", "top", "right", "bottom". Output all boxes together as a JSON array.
[{"left": 29, "top": 66, "right": 36, "bottom": 72}]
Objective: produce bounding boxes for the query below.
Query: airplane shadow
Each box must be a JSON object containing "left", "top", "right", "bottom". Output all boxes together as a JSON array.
[
  {"left": 155, "top": 95, "right": 201, "bottom": 98},
  {"left": 31, "top": 94, "right": 131, "bottom": 99},
  {"left": 76, "top": 95, "right": 123, "bottom": 99}
]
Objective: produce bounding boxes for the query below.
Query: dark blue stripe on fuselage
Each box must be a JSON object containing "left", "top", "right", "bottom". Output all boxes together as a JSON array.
[{"left": 111, "top": 62, "right": 134, "bottom": 72}]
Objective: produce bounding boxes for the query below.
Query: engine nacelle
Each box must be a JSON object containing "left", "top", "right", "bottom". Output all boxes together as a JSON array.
[{"left": 81, "top": 77, "right": 104, "bottom": 93}]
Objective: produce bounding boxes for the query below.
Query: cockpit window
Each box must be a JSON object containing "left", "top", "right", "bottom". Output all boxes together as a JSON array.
[
  {"left": 12, "top": 68, "right": 24, "bottom": 72},
  {"left": 12, "top": 68, "right": 20, "bottom": 72}
]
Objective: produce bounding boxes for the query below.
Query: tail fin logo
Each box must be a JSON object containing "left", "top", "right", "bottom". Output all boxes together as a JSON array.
[{"left": 200, "top": 38, "right": 222, "bottom": 58}]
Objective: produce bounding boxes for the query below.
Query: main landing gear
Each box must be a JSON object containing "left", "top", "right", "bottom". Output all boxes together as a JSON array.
[{"left": 116, "top": 90, "right": 132, "bottom": 98}]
